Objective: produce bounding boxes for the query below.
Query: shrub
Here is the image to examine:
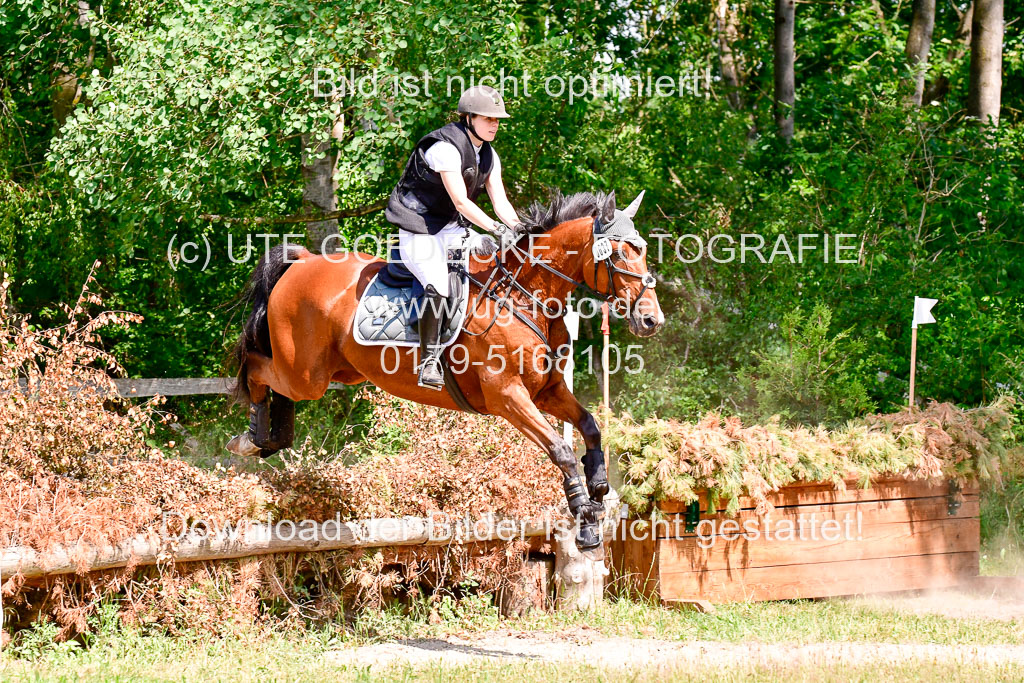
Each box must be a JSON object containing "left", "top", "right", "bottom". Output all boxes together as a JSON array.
[
  {"left": 738, "top": 303, "right": 875, "bottom": 426},
  {"left": 608, "top": 399, "right": 1016, "bottom": 516}
]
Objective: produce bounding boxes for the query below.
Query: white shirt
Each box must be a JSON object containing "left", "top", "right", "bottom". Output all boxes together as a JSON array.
[{"left": 423, "top": 140, "right": 499, "bottom": 176}]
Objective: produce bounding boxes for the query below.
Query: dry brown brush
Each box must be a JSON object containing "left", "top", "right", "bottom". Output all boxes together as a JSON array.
[
  {"left": 8, "top": 267, "right": 1015, "bottom": 638},
  {"left": 0, "top": 268, "right": 562, "bottom": 637}
]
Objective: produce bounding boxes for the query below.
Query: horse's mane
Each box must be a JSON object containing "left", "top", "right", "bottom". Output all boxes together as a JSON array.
[{"left": 517, "top": 190, "right": 617, "bottom": 235}]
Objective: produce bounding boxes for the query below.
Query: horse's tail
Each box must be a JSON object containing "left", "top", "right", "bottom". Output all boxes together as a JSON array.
[{"left": 230, "top": 243, "right": 308, "bottom": 405}]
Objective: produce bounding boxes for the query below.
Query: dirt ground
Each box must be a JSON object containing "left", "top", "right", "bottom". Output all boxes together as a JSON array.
[
  {"left": 326, "top": 586, "right": 1024, "bottom": 672},
  {"left": 326, "top": 630, "right": 1024, "bottom": 672},
  {"left": 850, "top": 580, "right": 1024, "bottom": 622}
]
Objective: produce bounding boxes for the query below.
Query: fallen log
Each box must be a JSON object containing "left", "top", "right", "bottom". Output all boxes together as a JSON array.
[{"left": 1, "top": 516, "right": 555, "bottom": 580}]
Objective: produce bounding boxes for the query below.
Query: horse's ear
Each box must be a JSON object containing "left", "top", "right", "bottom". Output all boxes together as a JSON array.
[{"left": 622, "top": 190, "right": 645, "bottom": 219}]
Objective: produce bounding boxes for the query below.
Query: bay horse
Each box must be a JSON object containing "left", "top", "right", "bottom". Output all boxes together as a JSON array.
[{"left": 226, "top": 190, "right": 663, "bottom": 549}]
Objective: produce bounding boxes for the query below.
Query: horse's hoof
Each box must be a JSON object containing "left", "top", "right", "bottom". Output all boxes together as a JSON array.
[
  {"left": 588, "top": 479, "right": 610, "bottom": 502},
  {"left": 226, "top": 433, "right": 261, "bottom": 457},
  {"left": 575, "top": 524, "right": 603, "bottom": 552}
]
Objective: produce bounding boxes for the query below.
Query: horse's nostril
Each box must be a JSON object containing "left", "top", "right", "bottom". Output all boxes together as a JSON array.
[{"left": 641, "top": 315, "right": 657, "bottom": 328}]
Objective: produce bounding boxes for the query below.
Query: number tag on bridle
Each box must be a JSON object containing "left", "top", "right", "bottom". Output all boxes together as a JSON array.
[{"left": 592, "top": 238, "right": 613, "bottom": 261}]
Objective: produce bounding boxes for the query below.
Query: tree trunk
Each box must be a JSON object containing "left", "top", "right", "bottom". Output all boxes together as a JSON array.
[
  {"left": 905, "top": 0, "right": 936, "bottom": 106},
  {"left": 715, "top": 0, "right": 745, "bottom": 111},
  {"left": 301, "top": 117, "right": 344, "bottom": 253},
  {"left": 967, "top": 0, "right": 1003, "bottom": 128},
  {"left": 52, "top": 0, "right": 94, "bottom": 131},
  {"left": 1, "top": 516, "right": 554, "bottom": 580},
  {"left": 922, "top": 2, "right": 973, "bottom": 105},
  {"left": 773, "top": 0, "right": 795, "bottom": 141}
]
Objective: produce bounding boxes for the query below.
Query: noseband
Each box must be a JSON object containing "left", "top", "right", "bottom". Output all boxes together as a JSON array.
[{"left": 588, "top": 218, "right": 658, "bottom": 320}]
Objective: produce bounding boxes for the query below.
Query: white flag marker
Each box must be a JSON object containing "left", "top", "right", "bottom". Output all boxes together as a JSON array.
[
  {"left": 912, "top": 296, "right": 938, "bottom": 328},
  {"left": 909, "top": 297, "right": 938, "bottom": 408}
]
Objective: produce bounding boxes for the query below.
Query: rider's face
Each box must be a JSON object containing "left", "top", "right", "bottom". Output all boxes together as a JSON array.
[{"left": 470, "top": 115, "right": 500, "bottom": 142}]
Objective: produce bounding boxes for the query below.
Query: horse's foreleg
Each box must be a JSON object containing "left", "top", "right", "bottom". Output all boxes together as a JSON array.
[
  {"left": 535, "top": 382, "right": 609, "bottom": 503},
  {"left": 489, "top": 382, "right": 603, "bottom": 551}
]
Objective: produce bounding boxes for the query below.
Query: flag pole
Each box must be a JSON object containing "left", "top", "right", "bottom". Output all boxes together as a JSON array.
[
  {"left": 601, "top": 302, "right": 610, "bottom": 466},
  {"left": 909, "top": 326, "right": 918, "bottom": 410},
  {"left": 908, "top": 295, "right": 937, "bottom": 411}
]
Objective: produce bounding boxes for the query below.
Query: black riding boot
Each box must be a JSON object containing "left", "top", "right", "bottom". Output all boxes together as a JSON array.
[{"left": 417, "top": 284, "right": 445, "bottom": 390}]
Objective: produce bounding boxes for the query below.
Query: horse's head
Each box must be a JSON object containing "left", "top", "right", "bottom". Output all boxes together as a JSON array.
[{"left": 583, "top": 191, "right": 664, "bottom": 338}]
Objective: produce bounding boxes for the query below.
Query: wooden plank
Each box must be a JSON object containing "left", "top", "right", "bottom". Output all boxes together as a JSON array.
[
  {"left": 659, "top": 477, "right": 978, "bottom": 514},
  {"left": 115, "top": 378, "right": 235, "bottom": 396},
  {"left": 609, "top": 526, "right": 659, "bottom": 600},
  {"left": 13, "top": 377, "right": 348, "bottom": 398},
  {"left": 654, "top": 496, "right": 979, "bottom": 540},
  {"left": 114, "top": 378, "right": 348, "bottom": 397},
  {"left": 656, "top": 517, "right": 979, "bottom": 572},
  {"left": 658, "top": 551, "right": 979, "bottom": 603}
]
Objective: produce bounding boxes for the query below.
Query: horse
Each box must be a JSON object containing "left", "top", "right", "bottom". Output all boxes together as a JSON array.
[{"left": 226, "top": 190, "right": 664, "bottom": 550}]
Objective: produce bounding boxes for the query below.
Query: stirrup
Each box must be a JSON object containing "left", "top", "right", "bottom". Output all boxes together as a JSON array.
[{"left": 417, "top": 357, "right": 444, "bottom": 390}]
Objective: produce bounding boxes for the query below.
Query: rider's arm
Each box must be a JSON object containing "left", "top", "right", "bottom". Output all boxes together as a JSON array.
[
  {"left": 484, "top": 154, "right": 521, "bottom": 228},
  {"left": 439, "top": 171, "right": 504, "bottom": 234}
]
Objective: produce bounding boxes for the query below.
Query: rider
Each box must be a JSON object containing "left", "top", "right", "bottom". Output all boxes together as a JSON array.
[{"left": 385, "top": 84, "right": 524, "bottom": 390}]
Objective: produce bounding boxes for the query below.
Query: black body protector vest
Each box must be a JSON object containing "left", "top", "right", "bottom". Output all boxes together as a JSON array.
[{"left": 385, "top": 121, "right": 494, "bottom": 235}]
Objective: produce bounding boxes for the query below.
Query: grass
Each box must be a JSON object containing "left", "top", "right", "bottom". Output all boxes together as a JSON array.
[
  {"left": 3, "top": 656, "right": 1022, "bottom": 682},
  {"left": 345, "top": 592, "right": 1024, "bottom": 646},
  {"left": 1, "top": 594, "right": 1021, "bottom": 681}
]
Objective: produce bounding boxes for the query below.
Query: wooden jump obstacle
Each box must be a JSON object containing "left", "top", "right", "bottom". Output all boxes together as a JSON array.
[
  {"left": 0, "top": 493, "right": 623, "bottom": 615},
  {"left": 609, "top": 476, "right": 980, "bottom": 606},
  {"left": 0, "top": 517, "right": 558, "bottom": 581}
]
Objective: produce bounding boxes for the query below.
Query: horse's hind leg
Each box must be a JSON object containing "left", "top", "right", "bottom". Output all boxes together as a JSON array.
[
  {"left": 241, "top": 391, "right": 296, "bottom": 458},
  {"left": 227, "top": 352, "right": 297, "bottom": 458},
  {"left": 262, "top": 392, "right": 295, "bottom": 454}
]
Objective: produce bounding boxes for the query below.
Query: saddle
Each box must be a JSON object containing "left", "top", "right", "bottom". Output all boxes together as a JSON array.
[{"left": 353, "top": 243, "right": 469, "bottom": 349}]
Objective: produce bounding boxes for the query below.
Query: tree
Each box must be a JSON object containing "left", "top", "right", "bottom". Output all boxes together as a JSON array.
[
  {"left": 774, "top": 0, "right": 795, "bottom": 141},
  {"left": 921, "top": 2, "right": 973, "bottom": 105},
  {"left": 968, "top": 0, "right": 1003, "bottom": 127},
  {"left": 905, "top": 0, "right": 936, "bottom": 106},
  {"left": 302, "top": 123, "right": 343, "bottom": 254}
]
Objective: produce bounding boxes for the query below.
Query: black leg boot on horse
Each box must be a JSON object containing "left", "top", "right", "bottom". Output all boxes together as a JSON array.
[
  {"left": 417, "top": 284, "right": 446, "bottom": 391},
  {"left": 226, "top": 391, "right": 295, "bottom": 458},
  {"left": 563, "top": 474, "right": 605, "bottom": 551},
  {"left": 582, "top": 448, "right": 609, "bottom": 503}
]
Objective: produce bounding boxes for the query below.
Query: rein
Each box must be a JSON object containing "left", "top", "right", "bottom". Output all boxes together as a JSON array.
[{"left": 457, "top": 217, "right": 656, "bottom": 351}]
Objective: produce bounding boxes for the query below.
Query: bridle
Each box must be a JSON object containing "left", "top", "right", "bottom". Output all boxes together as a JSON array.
[
  {"left": 458, "top": 216, "right": 657, "bottom": 348},
  {"left": 588, "top": 224, "right": 658, "bottom": 319}
]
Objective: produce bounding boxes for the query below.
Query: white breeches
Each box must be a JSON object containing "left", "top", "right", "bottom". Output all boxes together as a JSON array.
[{"left": 398, "top": 222, "right": 465, "bottom": 297}]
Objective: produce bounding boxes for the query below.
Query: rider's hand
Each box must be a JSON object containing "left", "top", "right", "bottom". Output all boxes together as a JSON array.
[
  {"left": 467, "top": 231, "right": 498, "bottom": 258},
  {"left": 493, "top": 222, "right": 522, "bottom": 252}
]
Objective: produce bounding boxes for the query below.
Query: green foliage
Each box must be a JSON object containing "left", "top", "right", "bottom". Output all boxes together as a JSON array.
[
  {"left": 979, "top": 439, "right": 1024, "bottom": 575},
  {"left": 617, "top": 363, "right": 718, "bottom": 423},
  {"left": 609, "top": 400, "right": 1016, "bottom": 517},
  {"left": 738, "top": 303, "right": 875, "bottom": 426},
  {"left": 1, "top": 0, "right": 1021, "bottom": 425},
  {"left": 8, "top": 618, "right": 77, "bottom": 660}
]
